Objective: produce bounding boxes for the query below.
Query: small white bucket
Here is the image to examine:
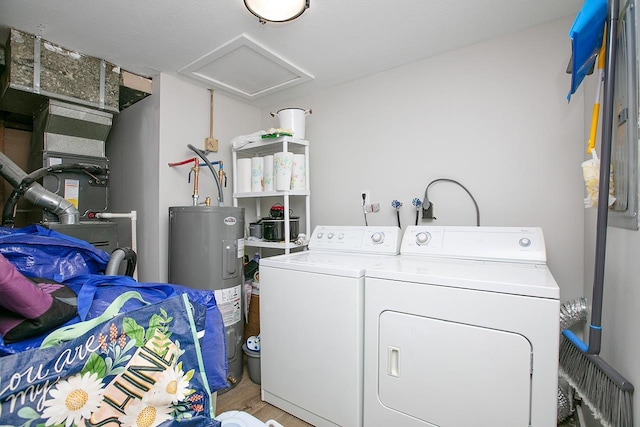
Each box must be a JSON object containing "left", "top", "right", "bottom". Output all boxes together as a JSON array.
[
  {"left": 271, "top": 108, "right": 311, "bottom": 139},
  {"left": 217, "top": 410, "right": 283, "bottom": 427}
]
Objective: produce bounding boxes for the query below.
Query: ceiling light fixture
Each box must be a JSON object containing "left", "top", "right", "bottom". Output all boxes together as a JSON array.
[{"left": 244, "top": 0, "right": 310, "bottom": 24}]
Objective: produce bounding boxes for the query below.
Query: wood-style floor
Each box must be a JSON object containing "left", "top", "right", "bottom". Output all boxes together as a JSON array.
[
  {"left": 216, "top": 360, "right": 579, "bottom": 427},
  {"left": 215, "top": 362, "right": 313, "bottom": 427}
]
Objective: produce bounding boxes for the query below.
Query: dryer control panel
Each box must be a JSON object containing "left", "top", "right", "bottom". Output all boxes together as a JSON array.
[
  {"left": 309, "top": 226, "right": 401, "bottom": 255},
  {"left": 401, "top": 226, "right": 547, "bottom": 263}
]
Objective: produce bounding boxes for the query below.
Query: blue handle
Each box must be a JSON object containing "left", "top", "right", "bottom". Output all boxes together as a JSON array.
[{"left": 562, "top": 329, "right": 590, "bottom": 353}]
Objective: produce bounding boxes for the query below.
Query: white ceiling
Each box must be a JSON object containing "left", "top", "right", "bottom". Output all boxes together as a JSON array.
[{"left": 0, "top": 0, "right": 583, "bottom": 108}]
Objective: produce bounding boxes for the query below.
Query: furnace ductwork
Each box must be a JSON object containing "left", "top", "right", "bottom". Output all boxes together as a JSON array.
[
  {"left": 1, "top": 99, "right": 113, "bottom": 225},
  {"left": 0, "top": 151, "right": 80, "bottom": 224}
]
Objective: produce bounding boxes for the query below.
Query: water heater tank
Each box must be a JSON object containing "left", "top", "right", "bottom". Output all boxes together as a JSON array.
[{"left": 168, "top": 206, "right": 245, "bottom": 390}]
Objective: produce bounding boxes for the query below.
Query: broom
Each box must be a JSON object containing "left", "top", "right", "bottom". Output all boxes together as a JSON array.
[
  {"left": 559, "top": 1, "right": 634, "bottom": 426},
  {"left": 582, "top": 31, "right": 608, "bottom": 208}
]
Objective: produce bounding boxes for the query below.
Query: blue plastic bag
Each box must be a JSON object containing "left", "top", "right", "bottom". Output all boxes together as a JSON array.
[
  {"left": 0, "top": 274, "right": 229, "bottom": 394},
  {"left": 0, "top": 294, "right": 221, "bottom": 427},
  {"left": 0, "top": 230, "right": 229, "bottom": 395},
  {"left": 0, "top": 225, "right": 110, "bottom": 281},
  {"left": 66, "top": 275, "right": 230, "bottom": 394}
]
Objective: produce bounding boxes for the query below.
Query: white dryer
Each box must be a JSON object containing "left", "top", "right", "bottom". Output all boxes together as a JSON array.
[
  {"left": 259, "top": 226, "right": 401, "bottom": 427},
  {"left": 363, "top": 226, "right": 560, "bottom": 427}
]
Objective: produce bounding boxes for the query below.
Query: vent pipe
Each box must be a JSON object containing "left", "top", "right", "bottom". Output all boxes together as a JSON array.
[{"left": 0, "top": 151, "right": 80, "bottom": 224}]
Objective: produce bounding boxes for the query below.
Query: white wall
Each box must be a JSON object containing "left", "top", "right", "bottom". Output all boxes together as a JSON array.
[
  {"left": 262, "top": 17, "right": 586, "bottom": 302},
  {"left": 104, "top": 13, "right": 640, "bottom": 425},
  {"left": 108, "top": 18, "right": 585, "bottom": 298},
  {"left": 110, "top": 15, "right": 640, "bottom": 424},
  {"left": 597, "top": 225, "right": 640, "bottom": 425},
  {"left": 108, "top": 73, "right": 261, "bottom": 282}
]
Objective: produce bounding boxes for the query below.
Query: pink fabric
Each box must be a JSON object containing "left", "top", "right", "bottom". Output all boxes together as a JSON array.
[{"left": 0, "top": 253, "right": 52, "bottom": 318}]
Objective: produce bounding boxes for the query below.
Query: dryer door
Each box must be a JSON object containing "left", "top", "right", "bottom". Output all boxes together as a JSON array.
[{"left": 378, "top": 311, "right": 532, "bottom": 427}]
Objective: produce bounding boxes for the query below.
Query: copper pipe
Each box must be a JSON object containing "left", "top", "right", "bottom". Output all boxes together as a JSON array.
[{"left": 192, "top": 161, "right": 199, "bottom": 206}]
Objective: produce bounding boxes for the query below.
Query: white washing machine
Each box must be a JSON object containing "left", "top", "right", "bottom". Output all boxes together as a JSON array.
[
  {"left": 259, "top": 226, "right": 401, "bottom": 427},
  {"left": 363, "top": 226, "right": 560, "bottom": 427}
]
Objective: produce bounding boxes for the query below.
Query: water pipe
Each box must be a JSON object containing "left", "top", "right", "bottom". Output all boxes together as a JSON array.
[
  {"left": 168, "top": 158, "right": 198, "bottom": 167},
  {"left": 192, "top": 162, "right": 200, "bottom": 206},
  {"left": 188, "top": 144, "right": 224, "bottom": 206},
  {"left": 95, "top": 210, "right": 138, "bottom": 280},
  {"left": 195, "top": 160, "right": 226, "bottom": 189},
  {"left": 391, "top": 200, "right": 402, "bottom": 228},
  {"left": 412, "top": 198, "right": 422, "bottom": 226},
  {"left": 168, "top": 157, "right": 200, "bottom": 206}
]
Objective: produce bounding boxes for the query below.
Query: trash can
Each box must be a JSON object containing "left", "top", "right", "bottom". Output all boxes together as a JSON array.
[{"left": 243, "top": 344, "right": 261, "bottom": 384}]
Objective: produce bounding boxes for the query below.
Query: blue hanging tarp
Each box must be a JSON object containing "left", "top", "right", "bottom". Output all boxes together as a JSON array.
[{"left": 567, "top": 0, "right": 607, "bottom": 101}]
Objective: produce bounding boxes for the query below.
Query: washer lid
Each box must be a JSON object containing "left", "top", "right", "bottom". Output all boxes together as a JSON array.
[
  {"left": 260, "top": 250, "right": 396, "bottom": 277},
  {"left": 365, "top": 256, "right": 559, "bottom": 299}
]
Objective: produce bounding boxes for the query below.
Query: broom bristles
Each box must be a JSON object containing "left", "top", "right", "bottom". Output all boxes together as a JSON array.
[{"left": 559, "top": 337, "right": 634, "bottom": 427}]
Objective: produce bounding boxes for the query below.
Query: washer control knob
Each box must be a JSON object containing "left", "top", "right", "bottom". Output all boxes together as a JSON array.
[
  {"left": 416, "top": 232, "right": 431, "bottom": 245},
  {"left": 338, "top": 233, "right": 345, "bottom": 240},
  {"left": 317, "top": 233, "right": 324, "bottom": 239},
  {"left": 519, "top": 237, "right": 532, "bottom": 247},
  {"left": 371, "top": 232, "right": 384, "bottom": 244},
  {"left": 327, "top": 232, "right": 335, "bottom": 239}
]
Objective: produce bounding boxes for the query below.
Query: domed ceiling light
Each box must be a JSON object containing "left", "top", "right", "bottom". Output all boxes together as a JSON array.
[{"left": 244, "top": 0, "right": 310, "bottom": 24}]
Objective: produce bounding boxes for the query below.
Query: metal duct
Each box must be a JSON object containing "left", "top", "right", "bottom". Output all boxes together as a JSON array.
[
  {"left": 31, "top": 100, "right": 113, "bottom": 159},
  {"left": 557, "top": 297, "right": 589, "bottom": 423},
  {"left": 560, "top": 297, "right": 589, "bottom": 331},
  {"left": 28, "top": 100, "right": 112, "bottom": 223},
  {"left": 1, "top": 100, "right": 113, "bottom": 227},
  {"left": 557, "top": 387, "right": 573, "bottom": 423},
  {"left": 0, "top": 151, "right": 80, "bottom": 224}
]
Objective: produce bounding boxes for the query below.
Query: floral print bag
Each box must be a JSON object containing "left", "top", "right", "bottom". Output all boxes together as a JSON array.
[{"left": 0, "top": 293, "right": 220, "bottom": 427}]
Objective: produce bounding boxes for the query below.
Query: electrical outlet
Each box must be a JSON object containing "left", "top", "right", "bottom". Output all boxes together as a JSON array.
[
  {"left": 422, "top": 202, "right": 435, "bottom": 220},
  {"left": 361, "top": 190, "right": 370, "bottom": 212}
]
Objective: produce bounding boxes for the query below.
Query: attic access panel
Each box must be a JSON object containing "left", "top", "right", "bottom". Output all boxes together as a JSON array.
[{"left": 178, "top": 34, "right": 313, "bottom": 100}]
